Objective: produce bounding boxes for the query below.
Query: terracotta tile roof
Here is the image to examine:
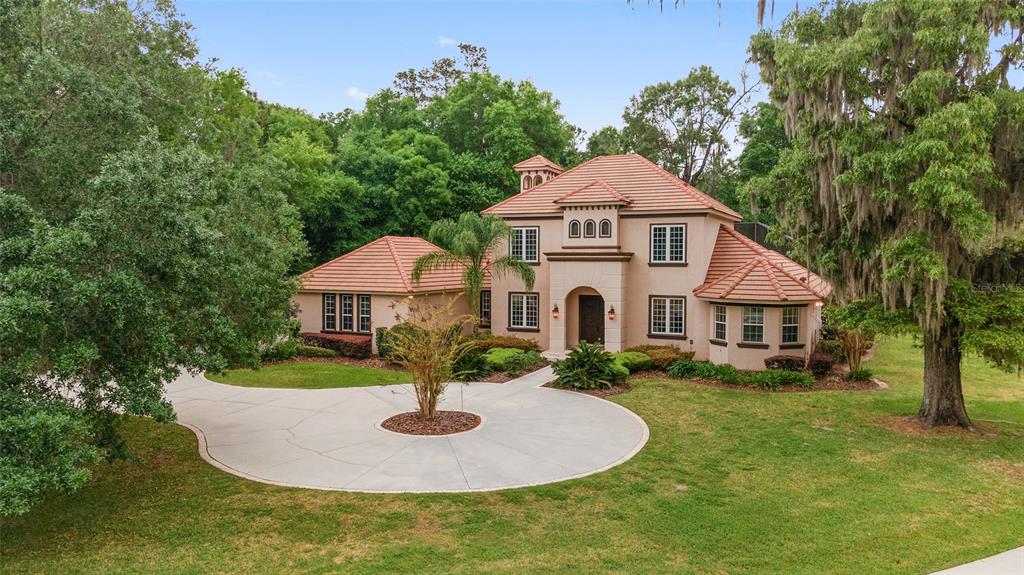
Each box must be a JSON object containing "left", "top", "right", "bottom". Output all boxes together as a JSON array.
[
  {"left": 554, "top": 179, "right": 631, "bottom": 206},
  {"left": 484, "top": 154, "right": 740, "bottom": 219},
  {"left": 300, "top": 236, "right": 475, "bottom": 294},
  {"left": 512, "top": 154, "right": 564, "bottom": 172},
  {"left": 694, "top": 225, "right": 831, "bottom": 302}
]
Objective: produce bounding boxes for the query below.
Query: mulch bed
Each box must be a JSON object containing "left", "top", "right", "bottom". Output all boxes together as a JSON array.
[
  {"left": 629, "top": 370, "right": 883, "bottom": 393},
  {"left": 380, "top": 410, "right": 481, "bottom": 435},
  {"left": 541, "top": 381, "right": 631, "bottom": 398}
]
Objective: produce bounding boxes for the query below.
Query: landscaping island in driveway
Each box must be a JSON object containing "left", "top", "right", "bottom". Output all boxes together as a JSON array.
[{"left": 166, "top": 366, "right": 648, "bottom": 492}]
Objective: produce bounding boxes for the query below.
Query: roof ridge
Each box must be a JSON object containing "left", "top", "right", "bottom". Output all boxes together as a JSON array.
[
  {"left": 760, "top": 259, "right": 789, "bottom": 300},
  {"left": 630, "top": 154, "right": 741, "bottom": 219},
  {"left": 719, "top": 260, "right": 758, "bottom": 299},
  {"left": 383, "top": 236, "right": 412, "bottom": 292},
  {"left": 482, "top": 155, "right": 606, "bottom": 215},
  {"left": 721, "top": 225, "right": 828, "bottom": 299}
]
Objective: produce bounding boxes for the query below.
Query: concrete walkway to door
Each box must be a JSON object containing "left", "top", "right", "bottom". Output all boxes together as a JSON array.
[
  {"left": 929, "top": 547, "right": 1024, "bottom": 575},
  {"left": 166, "top": 366, "right": 649, "bottom": 493}
]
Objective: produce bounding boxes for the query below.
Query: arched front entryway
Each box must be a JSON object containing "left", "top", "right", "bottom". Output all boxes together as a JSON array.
[{"left": 565, "top": 286, "right": 605, "bottom": 348}]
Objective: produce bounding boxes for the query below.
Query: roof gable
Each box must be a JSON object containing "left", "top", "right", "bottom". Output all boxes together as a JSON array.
[
  {"left": 513, "top": 154, "right": 564, "bottom": 172},
  {"left": 484, "top": 154, "right": 741, "bottom": 219},
  {"left": 694, "top": 225, "right": 831, "bottom": 302},
  {"left": 554, "top": 179, "right": 631, "bottom": 206},
  {"left": 300, "top": 236, "right": 469, "bottom": 294}
]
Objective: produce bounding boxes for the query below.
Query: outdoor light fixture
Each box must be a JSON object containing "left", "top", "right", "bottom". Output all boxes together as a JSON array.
[
  {"left": 608, "top": 306, "right": 616, "bottom": 320},
  {"left": 552, "top": 304, "right": 560, "bottom": 318}
]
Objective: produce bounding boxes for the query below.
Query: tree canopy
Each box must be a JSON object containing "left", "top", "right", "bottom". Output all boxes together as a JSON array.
[{"left": 750, "top": 0, "right": 1024, "bottom": 427}]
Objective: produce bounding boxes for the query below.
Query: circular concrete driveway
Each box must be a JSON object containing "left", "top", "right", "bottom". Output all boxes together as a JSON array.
[{"left": 166, "top": 366, "right": 649, "bottom": 493}]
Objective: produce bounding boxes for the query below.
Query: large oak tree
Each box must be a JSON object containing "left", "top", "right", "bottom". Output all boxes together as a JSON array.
[{"left": 750, "top": 0, "right": 1024, "bottom": 428}]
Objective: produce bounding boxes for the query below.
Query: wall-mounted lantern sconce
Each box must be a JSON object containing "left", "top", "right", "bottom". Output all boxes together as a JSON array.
[
  {"left": 608, "top": 305, "right": 616, "bottom": 320},
  {"left": 552, "top": 304, "right": 560, "bottom": 319}
]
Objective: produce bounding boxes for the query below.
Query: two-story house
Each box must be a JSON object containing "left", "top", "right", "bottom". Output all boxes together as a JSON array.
[
  {"left": 294, "top": 153, "right": 829, "bottom": 370},
  {"left": 481, "top": 154, "right": 830, "bottom": 370}
]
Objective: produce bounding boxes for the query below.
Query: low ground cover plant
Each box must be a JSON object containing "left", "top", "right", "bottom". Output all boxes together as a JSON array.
[
  {"left": 746, "top": 369, "right": 815, "bottom": 389},
  {"left": 612, "top": 351, "right": 654, "bottom": 372},
  {"left": 848, "top": 368, "right": 873, "bottom": 381},
  {"left": 668, "top": 360, "right": 815, "bottom": 389},
  {"left": 296, "top": 344, "right": 336, "bottom": 358},
  {"left": 623, "top": 345, "right": 693, "bottom": 370},
  {"left": 553, "top": 341, "right": 625, "bottom": 390}
]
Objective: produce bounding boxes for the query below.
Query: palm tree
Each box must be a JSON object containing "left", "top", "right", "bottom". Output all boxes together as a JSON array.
[{"left": 411, "top": 213, "right": 535, "bottom": 321}]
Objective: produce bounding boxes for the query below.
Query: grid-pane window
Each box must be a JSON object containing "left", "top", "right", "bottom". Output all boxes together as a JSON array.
[
  {"left": 782, "top": 307, "right": 800, "bottom": 343},
  {"left": 650, "top": 296, "right": 685, "bottom": 336},
  {"left": 479, "top": 290, "right": 491, "bottom": 327},
  {"left": 713, "top": 305, "right": 727, "bottom": 341},
  {"left": 584, "top": 220, "right": 596, "bottom": 238},
  {"left": 358, "top": 295, "right": 371, "bottom": 333},
  {"left": 742, "top": 307, "right": 765, "bottom": 343},
  {"left": 651, "top": 224, "right": 686, "bottom": 262},
  {"left": 341, "top": 294, "right": 354, "bottom": 331},
  {"left": 323, "top": 294, "right": 336, "bottom": 331},
  {"left": 509, "top": 293, "right": 539, "bottom": 329},
  {"left": 511, "top": 227, "right": 539, "bottom": 263}
]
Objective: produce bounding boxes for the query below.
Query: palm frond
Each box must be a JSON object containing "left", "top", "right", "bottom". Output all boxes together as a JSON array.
[
  {"left": 489, "top": 255, "right": 536, "bottom": 291},
  {"left": 411, "top": 250, "right": 465, "bottom": 283}
]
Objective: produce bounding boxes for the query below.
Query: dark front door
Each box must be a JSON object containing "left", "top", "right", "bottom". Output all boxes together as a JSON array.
[{"left": 578, "top": 295, "right": 605, "bottom": 345}]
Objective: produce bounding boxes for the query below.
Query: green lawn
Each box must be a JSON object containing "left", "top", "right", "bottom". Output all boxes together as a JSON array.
[
  {"left": 205, "top": 360, "right": 411, "bottom": 389},
  {"left": 3, "top": 337, "right": 1022, "bottom": 574}
]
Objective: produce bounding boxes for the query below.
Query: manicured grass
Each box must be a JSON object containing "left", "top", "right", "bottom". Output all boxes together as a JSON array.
[
  {"left": 205, "top": 361, "right": 411, "bottom": 389},
  {"left": 3, "top": 337, "right": 1022, "bottom": 574}
]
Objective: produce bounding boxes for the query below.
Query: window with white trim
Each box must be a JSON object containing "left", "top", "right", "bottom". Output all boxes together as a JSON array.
[
  {"left": 479, "top": 290, "right": 491, "bottom": 327},
  {"left": 599, "top": 219, "right": 612, "bottom": 238},
  {"left": 742, "top": 307, "right": 765, "bottom": 343},
  {"left": 782, "top": 307, "right": 800, "bottom": 344},
  {"left": 358, "top": 295, "right": 371, "bottom": 333},
  {"left": 509, "top": 292, "right": 539, "bottom": 329},
  {"left": 341, "top": 294, "right": 354, "bottom": 331},
  {"left": 584, "top": 219, "right": 596, "bottom": 238},
  {"left": 650, "top": 296, "right": 686, "bottom": 336},
  {"left": 651, "top": 224, "right": 686, "bottom": 263},
  {"left": 713, "top": 305, "right": 727, "bottom": 341},
  {"left": 323, "top": 294, "right": 336, "bottom": 331},
  {"left": 568, "top": 220, "right": 581, "bottom": 238},
  {"left": 511, "top": 227, "right": 539, "bottom": 263}
]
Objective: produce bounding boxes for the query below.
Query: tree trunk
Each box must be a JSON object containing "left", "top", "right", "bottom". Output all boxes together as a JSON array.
[{"left": 917, "top": 318, "right": 972, "bottom": 429}]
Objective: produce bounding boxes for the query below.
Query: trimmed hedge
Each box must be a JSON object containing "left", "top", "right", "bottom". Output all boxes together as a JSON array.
[
  {"left": 622, "top": 345, "right": 693, "bottom": 370},
  {"left": 483, "top": 347, "right": 525, "bottom": 371},
  {"left": 669, "top": 360, "right": 814, "bottom": 389},
  {"left": 468, "top": 334, "right": 540, "bottom": 352},
  {"left": 612, "top": 351, "right": 654, "bottom": 372},
  {"left": 764, "top": 355, "right": 806, "bottom": 371},
  {"left": 375, "top": 323, "right": 425, "bottom": 360},
  {"left": 807, "top": 352, "right": 834, "bottom": 377},
  {"left": 261, "top": 338, "right": 298, "bottom": 361},
  {"left": 296, "top": 344, "right": 336, "bottom": 358},
  {"left": 299, "top": 332, "right": 372, "bottom": 359}
]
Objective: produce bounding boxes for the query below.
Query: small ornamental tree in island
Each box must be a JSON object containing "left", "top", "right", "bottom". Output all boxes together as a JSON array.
[{"left": 750, "top": 0, "right": 1024, "bottom": 428}]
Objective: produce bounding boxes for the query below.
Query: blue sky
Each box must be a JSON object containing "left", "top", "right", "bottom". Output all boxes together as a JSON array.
[{"left": 179, "top": 0, "right": 803, "bottom": 137}]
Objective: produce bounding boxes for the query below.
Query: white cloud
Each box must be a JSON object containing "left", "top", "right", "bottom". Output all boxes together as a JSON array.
[
  {"left": 437, "top": 35, "right": 456, "bottom": 47},
  {"left": 345, "top": 86, "right": 368, "bottom": 101}
]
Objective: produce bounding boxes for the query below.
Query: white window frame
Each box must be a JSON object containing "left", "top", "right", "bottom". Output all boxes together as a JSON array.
[
  {"left": 782, "top": 307, "right": 801, "bottom": 344},
  {"left": 742, "top": 306, "right": 765, "bottom": 343},
  {"left": 509, "top": 292, "right": 539, "bottom": 330},
  {"left": 341, "top": 294, "right": 354, "bottom": 332},
  {"left": 568, "top": 220, "right": 581, "bottom": 238},
  {"left": 650, "top": 224, "right": 686, "bottom": 263},
  {"left": 584, "top": 219, "right": 596, "bottom": 238},
  {"left": 649, "top": 296, "right": 686, "bottom": 337},
  {"left": 713, "top": 304, "right": 727, "bottom": 341},
  {"left": 599, "top": 219, "right": 612, "bottom": 238},
  {"left": 510, "top": 227, "right": 539, "bottom": 263},
  {"left": 357, "top": 294, "right": 371, "bottom": 333},
  {"left": 323, "top": 294, "right": 336, "bottom": 331}
]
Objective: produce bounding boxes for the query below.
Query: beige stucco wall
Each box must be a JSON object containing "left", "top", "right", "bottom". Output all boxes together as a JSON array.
[
  {"left": 293, "top": 290, "right": 469, "bottom": 354},
  {"left": 489, "top": 210, "right": 825, "bottom": 370}
]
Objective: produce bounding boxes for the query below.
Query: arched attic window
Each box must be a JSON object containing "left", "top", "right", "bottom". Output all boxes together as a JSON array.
[
  {"left": 584, "top": 219, "right": 596, "bottom": 238},
  {"left": 533, "top": 175, "right": 543, "bottom": 187},
  {"left": 599, "top": 219, "right": 612, "bottom": 238},
  {"left": 522, "top": 175, "right": 532, "bottom": 190},
  {"left": 569, "top": 219, "right": 581, "bottom": 238}
]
